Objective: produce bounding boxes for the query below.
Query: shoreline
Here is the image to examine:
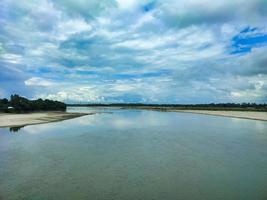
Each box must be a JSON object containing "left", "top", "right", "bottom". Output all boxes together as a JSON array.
[
  {"left": 0, "top": 112, "right": 93, "bottom": 128},
  {"left": 117, "top": 106, "right": 267, "bottom": 121},
  {"left": 0, "top": 109, "right": 266, "bottom": 129},
  {"left": 111, "top": 106, "right": 267, "bottom": 121},
  {"left": 166, "top": 109, "right": 267, "bottom": 121}
]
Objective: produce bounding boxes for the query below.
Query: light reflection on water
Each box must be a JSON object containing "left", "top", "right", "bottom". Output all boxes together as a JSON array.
[{"left": 0, "top": 107, "right": 267, "bottom": 200}]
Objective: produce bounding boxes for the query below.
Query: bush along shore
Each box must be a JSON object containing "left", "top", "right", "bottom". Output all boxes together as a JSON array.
[{"left": 0, "top": 94, "right": 66, "bottom": 113}]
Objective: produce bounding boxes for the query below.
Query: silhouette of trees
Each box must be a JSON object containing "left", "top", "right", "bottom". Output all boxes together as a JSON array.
[
  {"left": 1, "top": 94, "right": 266, "bottom": 113},
  {"left": 0, "top": 94, "right": 66, "bottom": 113},
  {"left": 68, "top": 103, "right": 267, "bottom": 111},
  {"left": 0, "top": 98, "right": 9, "bottom": 112}
]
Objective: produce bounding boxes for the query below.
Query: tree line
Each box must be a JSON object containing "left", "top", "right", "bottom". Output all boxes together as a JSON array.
[
  {"left": 0, "top": 94, "right": 66, "bottom": 113},
  {"left": 68, "top": 103, "right": 267, "bottom": 111}
]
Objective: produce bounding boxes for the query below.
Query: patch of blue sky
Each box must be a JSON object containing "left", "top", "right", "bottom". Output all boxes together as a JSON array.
[
  {"left": 142, "top": 0, "right": 157, "bottom": 12},
  {"left": 113, "top": 70, "right": 172, "bottom": 79},
  {"left": 75, "top": 70, "right": 98, "bottom": 75},
  {"left": 37, "top": 67, "right": 53, "bottom": 74},
  {"left": 231, "top": 26, "right": 267, "bottom": 54}
]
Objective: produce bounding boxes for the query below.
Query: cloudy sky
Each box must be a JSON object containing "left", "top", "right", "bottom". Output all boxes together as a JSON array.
[{"left": 0, "top": 0, "right": 267, "bottom": 103}]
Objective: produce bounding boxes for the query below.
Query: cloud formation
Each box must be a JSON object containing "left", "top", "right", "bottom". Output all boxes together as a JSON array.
[{"left": 0, "top": 0, "right": 267, "bottom": 103}]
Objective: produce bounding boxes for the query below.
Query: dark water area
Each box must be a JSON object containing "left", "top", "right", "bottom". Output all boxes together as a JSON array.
[{"left": 0, "top": 107, "right": 267, "bottom": 200}]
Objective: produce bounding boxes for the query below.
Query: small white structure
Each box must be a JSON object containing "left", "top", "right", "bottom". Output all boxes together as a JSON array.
[{"left": 8, "top": 106, "right": 14, "bottom": 109}]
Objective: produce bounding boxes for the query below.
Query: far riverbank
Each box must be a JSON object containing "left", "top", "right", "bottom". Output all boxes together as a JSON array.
[
  {"left": 167, "top": 110, "right": 267, "bottom": 121},
  {"left": 69, "top": 105, "right": 267, "bottom": 121}
]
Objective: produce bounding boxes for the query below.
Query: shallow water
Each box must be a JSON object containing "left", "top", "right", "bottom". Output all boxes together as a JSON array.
[{"left": 0, "top": 107, "right": 267, "bottom": 200}]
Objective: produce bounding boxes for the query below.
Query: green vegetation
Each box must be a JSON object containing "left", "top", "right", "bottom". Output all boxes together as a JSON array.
[
  {"left": 0, "top": 94, "right": 66, "bottom": 113},
  {"left": 68, "top": 103, "right": 267, "bottom": 111}
]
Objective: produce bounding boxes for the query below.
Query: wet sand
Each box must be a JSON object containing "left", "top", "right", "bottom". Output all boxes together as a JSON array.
[
  {"left": 0, "top": 112, "right": 93, "bottom": 128},
  {"left": 121, "top": 106, "right": 267, "bottom": 121},
  {"left": 171, "top": 110, "right": 267, "bottom": 121}
]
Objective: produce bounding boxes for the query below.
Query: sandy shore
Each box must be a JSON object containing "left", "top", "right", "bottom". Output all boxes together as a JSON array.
[
  {"left": 0, "top": 109, "right": 266, "bottom": 129},
  {"left": 0, "top": 112, "right": 92, "bottom": 128},
  {"left": 171, "top": 110, "right": 267, "bottom": 121}
]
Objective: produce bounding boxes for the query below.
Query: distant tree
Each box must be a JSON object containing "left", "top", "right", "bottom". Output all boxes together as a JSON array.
[
  {"left": 0, "top": 98, "right": 9, "bottom": 112},
  {"left": 10, "top": 94, "right": 32, "bottom": 112},
  {"left": 0, "top": 98, "right": 8, "bottom": 104},
  {"left": 1, "top": 94, "right": 67, "bottom": 113}
]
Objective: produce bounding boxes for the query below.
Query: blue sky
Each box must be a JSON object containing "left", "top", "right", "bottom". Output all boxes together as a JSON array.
[{"left": 0, "top": 0, "right": 267, "bottom": 103}]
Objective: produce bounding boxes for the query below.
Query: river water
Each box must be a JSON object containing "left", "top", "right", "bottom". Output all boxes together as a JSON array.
[{"left": 0, "top": 107, "right": 267, "bottom": 200}]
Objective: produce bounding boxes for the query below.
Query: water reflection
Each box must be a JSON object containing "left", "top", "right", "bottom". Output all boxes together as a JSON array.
[
  {"left": 1, "top": 108, "right": 267, "bottom": 200},
  {"left": 9, "top": 126, "right": 24, "bottom": 133}
]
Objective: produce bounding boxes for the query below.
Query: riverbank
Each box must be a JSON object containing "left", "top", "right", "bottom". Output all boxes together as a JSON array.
[
  {"left": 0, "top": 112, "right": 93, "bottom": 128},
  {"left": 168, "top": 110, "right": 267, "bottom": 121},
  {"left": 116, "top": 106, "right": 267, "bottom": 121},
  {"left": 0, "top": 109, "right": 266, "bottom": 129}
]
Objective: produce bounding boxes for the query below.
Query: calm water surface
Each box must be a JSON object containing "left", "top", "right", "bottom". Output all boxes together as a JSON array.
[{"left": 0, "top": 107, "right": 267, "bottom": 200}]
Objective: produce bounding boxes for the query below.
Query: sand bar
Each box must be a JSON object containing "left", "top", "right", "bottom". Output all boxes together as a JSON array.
[
  {"left": 171, "top": 110, "right": 267, "bottom": 121},
  {"left": 0, "top": 112, "right": 93, "bottom": 128}
]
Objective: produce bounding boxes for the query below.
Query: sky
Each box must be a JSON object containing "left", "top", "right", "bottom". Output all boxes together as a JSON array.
[{"left": 0, "top": 0, "right": 267, "bottom": 103}]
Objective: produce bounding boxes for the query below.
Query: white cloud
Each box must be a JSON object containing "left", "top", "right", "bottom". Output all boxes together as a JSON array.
[
  {"left": 56, "top": 18, "right": 92, "bottom": 40},
  {"left": 116, "top": 0, "right": 139, "bottom": 10},
  {"left": 1, "top": 0, "right": 267, "bottom": 103},
  {"left": 24, "top": 77, "right": 55, "bottom": 87},
  {"left": 112, "top": 84, "right": 136, "bottom": 92},
  {"left": 35, "top": 86, "right": 104, "bottom": 102},
  {"left": 1, "top": 54, "right": 23, "bottom": 64}
]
